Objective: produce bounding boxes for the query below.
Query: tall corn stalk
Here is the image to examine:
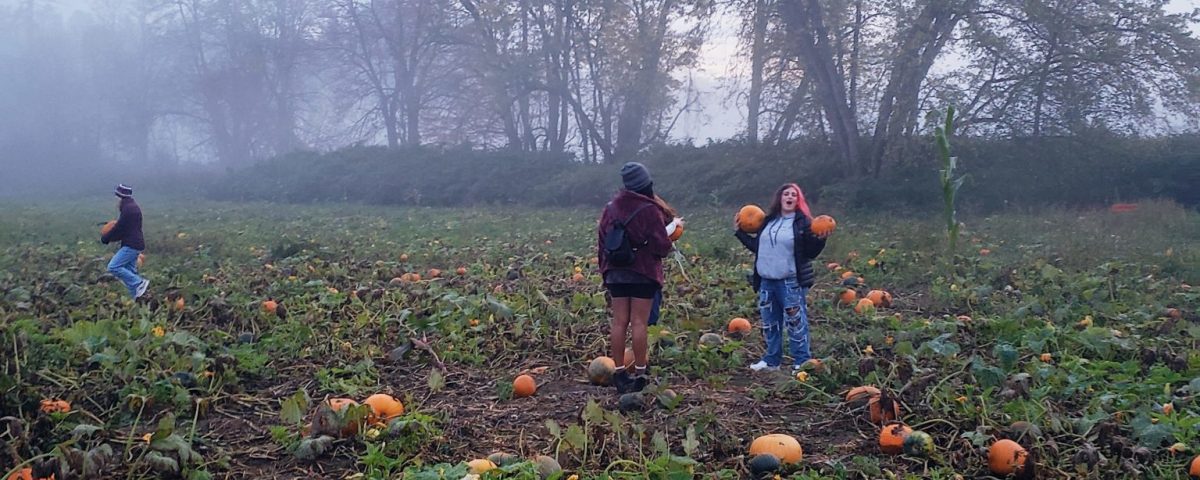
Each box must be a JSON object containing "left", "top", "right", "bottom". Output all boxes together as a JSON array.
[{"left": 935, "top": 106, "right": 965, "bottom": 252}]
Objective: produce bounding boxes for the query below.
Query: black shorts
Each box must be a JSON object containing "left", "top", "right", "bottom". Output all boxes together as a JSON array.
[{"left": 606, "top": 283, "right": 660, "bottom": 299}]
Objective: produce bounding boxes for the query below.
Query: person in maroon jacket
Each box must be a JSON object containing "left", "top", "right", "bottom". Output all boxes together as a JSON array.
[
  {"left": 597, "top": 163, "right": 681, "bottom": 393},
  {"left": 101, "top": 184, "right": 149, "bottom": 299}
]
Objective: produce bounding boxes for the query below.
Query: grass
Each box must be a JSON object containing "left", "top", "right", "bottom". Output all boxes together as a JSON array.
[{"left": 0, "top": 198, "right": 1197, "bottom": 479}]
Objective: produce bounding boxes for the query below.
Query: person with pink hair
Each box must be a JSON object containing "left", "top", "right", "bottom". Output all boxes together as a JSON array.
[{"left": 734, "top": 183, "right": 829, "bottom": 372}]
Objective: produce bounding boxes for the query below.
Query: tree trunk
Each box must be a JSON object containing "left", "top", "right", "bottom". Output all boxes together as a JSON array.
[
  {"left": 781, "top": 0, "right": 860, "bottom": 170},
  {"left": 746, "top": 0, "right": 769, "bottom": 144}
]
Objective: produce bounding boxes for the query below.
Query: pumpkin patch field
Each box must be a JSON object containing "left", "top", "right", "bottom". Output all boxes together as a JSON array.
[{"left": 1, "top": 200, "right": 1198, "bottom": 479}]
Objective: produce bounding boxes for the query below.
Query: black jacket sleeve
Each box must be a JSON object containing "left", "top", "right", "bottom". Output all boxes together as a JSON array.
[
  {"left": 800, "top": 230, "right": 826, "bottom": 259},
  {"left": 734, "top": 230, "right": 759, "bottom": 253}
]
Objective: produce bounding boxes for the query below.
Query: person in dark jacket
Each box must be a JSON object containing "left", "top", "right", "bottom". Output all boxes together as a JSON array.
[
  {"left": 102, "top": 184, "right": 149, "bottom": 299},
  {"left": 734, "top": 183, "right": 829, "bottom": 373},
  {"left": 597, "top": 163, "right": 680, "bottom": 393}
]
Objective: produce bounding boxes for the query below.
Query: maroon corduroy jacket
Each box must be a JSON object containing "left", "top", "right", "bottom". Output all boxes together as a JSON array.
[{"left": 596, "top": 190, "right": 673, "bottom": 285}]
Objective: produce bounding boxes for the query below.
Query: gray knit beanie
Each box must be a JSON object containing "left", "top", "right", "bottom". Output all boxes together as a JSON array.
[{"left": 620, "top": 162, "right": 652, "bottom": 192}]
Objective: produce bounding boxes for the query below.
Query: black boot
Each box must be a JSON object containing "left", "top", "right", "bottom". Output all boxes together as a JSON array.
[
  {"left": 630, "top": 367, "right": 650, "bottom": 392},
  {"left": 613, "top": 369, "right": 634, "bottom": 394}
]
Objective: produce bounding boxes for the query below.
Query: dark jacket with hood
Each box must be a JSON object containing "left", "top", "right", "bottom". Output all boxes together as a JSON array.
[
  {"left": 101, "top": 198, "right": 145, "bottom": 251},
  {"left": 734, "top": 212, "right": 825, "bottom": 291}
]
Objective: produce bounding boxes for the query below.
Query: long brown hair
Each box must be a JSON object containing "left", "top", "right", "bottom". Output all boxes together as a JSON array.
[
  {"left": 653, "top": 194, "right": 677, "bottom": 221},
  {"left": 766, "top": 183, "right": 812, "bottom": 220}
]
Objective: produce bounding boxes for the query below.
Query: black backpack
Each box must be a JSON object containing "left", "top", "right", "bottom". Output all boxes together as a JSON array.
[{"left": 603, "top": 203, "right": 653, "bottom": 267}]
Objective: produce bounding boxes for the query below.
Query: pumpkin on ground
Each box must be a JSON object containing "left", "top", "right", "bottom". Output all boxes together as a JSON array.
[
  {"left": 456, "top": 267, "right": 467, "bottom": 276},
  {"left": 1189, "top": 454, "right": 1200, "bottom": 478},
  {"left": 865, "top": 290, "right": 893, "bottom": 308},
  {"left": 844, "top": 386, "right": 880, "bottom": 405},
  {"left": 699, "top": 332, "right": 724, "bottom": 347},
  {"left": 749, "top": 434, "right": 803, "bottom": 464},
  {"left": 428, "top": 268, "right": 441, "bottom": 278},
  {"left": 513, "top": 374, "right": 537, "bottom": 397},
  {"left": 736, "top": 205, "right": 766, "bottom": 232},
  {"left": 534, "top": 455, "right": 561, "bottom": 479},
  {"left": 487, "top": 452, "right": 520, "bottom": 467},
  {"left": 318, "top": 398, "right": 364, "bottom": 437},
  {"left": 363, "top": 393, "right": 404, "bottom": 424},
  {"left": 587, "top": 357, "right": 616, "bottom": 386},
  {"left": 838, "top": 289, "right": 858, "bottom": 306},
  {"left": 854, "top": 298, "right": 876, "bottom": 315},
  {"left": 868, "top": 394, "right": 901, "bottom": 424},
  {"left": 262, "top": 299, "right": 278, "bottom": 314},
  {"left": 728, "top": 317, "right": 752, "bottom": 335},
  {"left": 810, "top": 215, "right": 836, "bottom": 237},
  {"left": 467, "top": 459, "right": 497, "bottom": 474},
  {"left": 39, "top": 399, "right": 70, "bottom": 414},
  {"left": 902, "top": 430, "right": 934, "bottom": 457},
  {"left": 988, "top": 439, "right": 1029, "bottom": 476},
  {"left": 879, "top": 422, "right": 912, "bottom": 454}
]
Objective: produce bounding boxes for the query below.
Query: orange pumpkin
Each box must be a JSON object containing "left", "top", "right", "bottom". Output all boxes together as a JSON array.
[
  {"left": 854, "top": 298, "right": 876, "bottom": 315},
  {"left": 7, "top": 468, "right": 33, "bottom": 480},
  {"left": 325, "top": 398, "right": 363, "bottom": 436},
  {"left": 988, "top": 439, "right": 1029, "bottom": 476},
  {"left": 838, "top": 289, "right": 858, "bottom": 306},
  {"left": 736, "top": 205, "right": 766, "bottom": 232},
  {"left": 262, "top": 299, "right": 278, "bottom": 314},
  {"left": 826, "top": 262, "right": 840, "bottom": 271},
  {"left": 39, "top": 398, "right": 71, "bottom": 414},
  {"left": 728, "top": 317, "right": 752, "bottom": 335},
  {"left": 456, "top": 267, "right": 467, "bottom": 276},
  {"left": 571, "top": 273, "right": 586, "bottom": 282},
  {"left": 810, "top": 215, "right": 836, "bottom": 237},
  {"left": 100, "top": 220, "right": 116, "bottom": 236},
  {"left": 840, "top": 271, "right": 856, "bottom": 280},
  {"left": 868, "top": 394, "right": 901, "bottom": 424},
  {"left": 879, "top": 422, "right": 912, "bottom": 454},
  {"left": 587, "top": 357, "right": 617, "bottom": 385},
  {"left": 513, "top": 374, "right": 536, "bottom": 398},
  {"left": 428, "top": 268, "right": 441, "bottom": 278},
  {"left": 399, "top": 253, "right": 409, "bottom": 262},
  {"left": 749, "top": 434, "right": 803, "bottom": 464},
  {"left": 173, "top": 298, "right": 185, "bottom": 311},
  {"left": 844, "top": 386, "right": 881, "bottom": 404},
  {"left": 865, "top": 290, "right": 892, "bottom": 308},
  {"left": 363, "top": 393, "right": 404, "bottom": 424},
  {"left": 669, "top": 224, "right": 684, "bottom": 242},
  {"left": 1189, "top": 454, "right": 1200, "bottom": 478}
]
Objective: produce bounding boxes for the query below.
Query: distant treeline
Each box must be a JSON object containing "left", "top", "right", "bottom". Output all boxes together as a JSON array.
[{"left": 210, "top": 135, "right": 1200, "bottom": 213}]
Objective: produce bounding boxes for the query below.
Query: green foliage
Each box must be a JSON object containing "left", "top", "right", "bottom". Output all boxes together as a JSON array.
[{"left": 935, "top": 105, "right": 966, "bottom": 252}]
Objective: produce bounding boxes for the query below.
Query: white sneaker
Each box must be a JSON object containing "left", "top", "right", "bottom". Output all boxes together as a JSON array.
[
  {"left": 749, "top": 360, "right": 779, "bottom": 372},
  {"left": 135, "top": 279, "right": 150, "bottom": 298}
]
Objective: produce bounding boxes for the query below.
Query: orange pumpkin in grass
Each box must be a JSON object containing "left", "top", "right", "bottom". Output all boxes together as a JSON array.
[
  {"left": 879, "top": 422, "right": 912, "bottom": 455},
  {"left": 866, "top": 290, "right": 893, "bottom": 308},
  {"left": 988, "top": 439, "right": 1029, "bottom": 476},
  {"left": 513, "top": 375, "right": 536, "bottom": 397},
  {"left": 810, "top": 215, "right": 836, "bottom": 237},
  {"left": 427, "top": 268, "right": 441, "bottom": 278},
  {"left": 844, "top": 386, "right": 881, "bottom": 404},
  {"left": 587, "top": 357, "right": 617, "bottom": 385},
  {"left": 736, "top": 205, "right": 766, "bottom": 232},
  {"left": 838, "top": 289, "right": 858, "bottom": 306},
  {"left": 728, "top": 317, "right": 752, "bottom": 335},
  {"left": 868, "top": 394, "right": 901, "bottom": 424},
  {"left": 363, "top": 393, "right": 404, "bottom": 424},
  {"left": 854, "top": 298, "right": 876, "bottom": 315},
  {"left": 323, "top": 398, "right": 364, "bottom": 436},
  {"left": 39, "top": 399, "right": 70, "bottom": 414},
  {"left": 749, "top": 434, "right": 803, "bottom": 464},
  {"left": 456, "top": 267, "right": 467, "bottom": 276},
  {"left": 1189, "top": 454, "right": 1200, "bottom": 478},
  {"left": 262, "top": 299, "right": 278, "bottom": 314}
]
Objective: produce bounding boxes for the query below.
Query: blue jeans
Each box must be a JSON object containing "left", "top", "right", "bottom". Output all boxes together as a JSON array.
[
  {"left": 648, "top": 290, "right": 662, "bottom": 326},
  {"left": 758, "top": 277, "right": 810, "bottom": 367},
  {"left": 107, "top": 246, "right": 143, "bottom": 298}
]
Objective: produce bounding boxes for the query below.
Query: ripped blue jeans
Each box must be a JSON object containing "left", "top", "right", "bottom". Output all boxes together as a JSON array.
[{"left": 757, "top": 277, "right": 811, "bottom": 367}]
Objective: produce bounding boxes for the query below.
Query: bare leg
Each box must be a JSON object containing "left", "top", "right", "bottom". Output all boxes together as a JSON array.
[
  {"left": 630, "top": 297, "right": 653, "bottom": 368},
  {"left": 610, "top": 296, "right": 631, "bottom": 366}
]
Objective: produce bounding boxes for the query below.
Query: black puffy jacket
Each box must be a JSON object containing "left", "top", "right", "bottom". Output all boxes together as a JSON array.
[{"left": 734, "top": 213, "right": 826, "bottom": 291}]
